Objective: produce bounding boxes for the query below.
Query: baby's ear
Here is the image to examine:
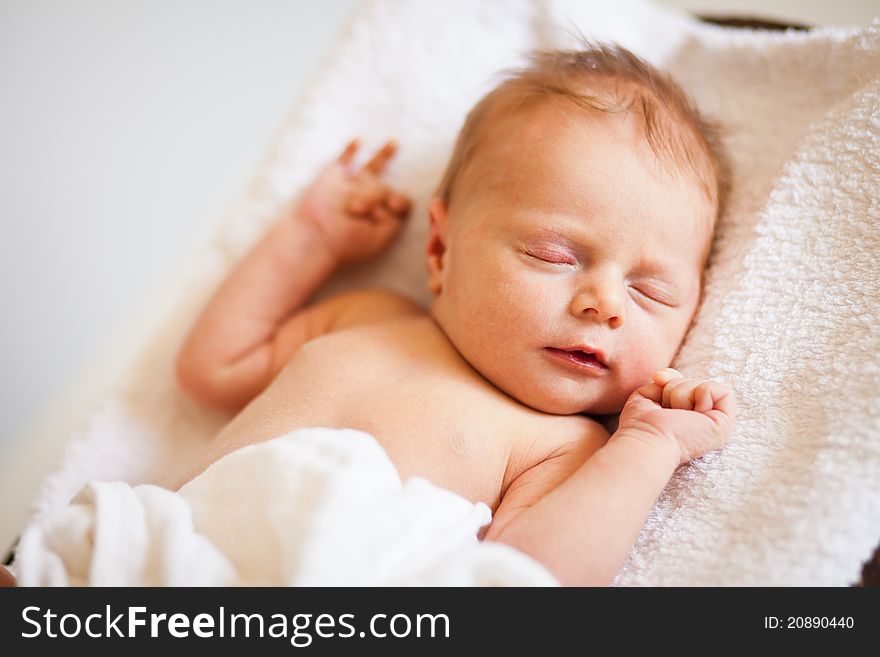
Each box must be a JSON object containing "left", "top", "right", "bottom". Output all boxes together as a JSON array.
[{"left": 426, "top": 198, "right": 449, "bottom": 295}]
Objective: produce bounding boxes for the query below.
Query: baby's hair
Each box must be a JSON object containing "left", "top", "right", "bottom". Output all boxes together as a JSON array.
[{"left": 436, "top": 43, "right": 730, "bottom": 225}]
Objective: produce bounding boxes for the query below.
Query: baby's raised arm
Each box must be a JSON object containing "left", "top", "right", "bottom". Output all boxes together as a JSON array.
[
  {"left": 175, "top": 141, "right": 410, "bottom": 412},
  {"left": 484, "top": 370, "right": 735, "bottom": 586}
]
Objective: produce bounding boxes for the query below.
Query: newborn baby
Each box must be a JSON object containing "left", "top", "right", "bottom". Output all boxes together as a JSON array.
[{"left": 175, "top": 45, "right": 736, "bottom": 586}]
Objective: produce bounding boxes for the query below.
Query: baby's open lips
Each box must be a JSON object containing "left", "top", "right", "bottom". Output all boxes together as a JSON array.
[{"left": 545, "top": 346, "right": 609, "bottom": 369}]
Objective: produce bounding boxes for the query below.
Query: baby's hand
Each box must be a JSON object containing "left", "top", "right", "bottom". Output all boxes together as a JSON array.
[
  {"left": 617, "top": 369, "right": 736, "bottom": 466},
  {"left": 295, "top": 139, "right": 412, "bottom": 265}
]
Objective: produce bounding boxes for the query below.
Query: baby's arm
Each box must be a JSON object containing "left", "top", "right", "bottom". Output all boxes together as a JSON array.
[
  {"left": 176, "top": 141, "right": 410, "bottom": 411},
  {"left": 484, "top": 371, "right": 735, "bottom": 586}
]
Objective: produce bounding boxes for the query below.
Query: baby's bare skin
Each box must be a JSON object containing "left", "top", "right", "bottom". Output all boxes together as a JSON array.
[
  {"left": 196, "top": 304, "right": 608, "bottom": 512},
  {"left": 177, "top": 117, "right": 735, "bottom": 586}
]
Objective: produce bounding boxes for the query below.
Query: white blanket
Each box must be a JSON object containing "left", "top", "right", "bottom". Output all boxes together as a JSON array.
[
  {"left": 16, "top": 0, "right": 880, "bottom": 586},
  {"left": 15, "top": 429, "right": 557, "bottom": 586}
]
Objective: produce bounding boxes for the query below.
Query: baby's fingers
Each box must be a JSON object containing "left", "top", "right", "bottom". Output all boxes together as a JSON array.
[
  {"left": 363, "top": 140, "right": 397, "bottom": 175},
  {"left": 652, "top": 368, "right": 682, "bottom": 386},
  {"left": 337, "top": 139, "right": 360, "bottom": 166},
  {"left": 662, "top": 378, "right": 699, "bottom": 410},
  {"left": 631, "top": 381, "right": 663, "bottom": 405},
  {"left": 385, "top": 191, "right": 411, "bottom": 217},
  {"left": 346, "top": 207, "right": 404, "bottom": 251},
  {"left": 705, "top": 382, "right": 736, "bottom": 418},
  {"left": 369, "top": 204, "right": 401, "bottom": 226},
  {"left": 693, "top": 382, "right": 714, "bottom": 414},
  {"left": 345, "top": 177, "right": 389, "bottom": 215},
  {"left": 368, "top": 201, "right": 406, "bottom": 226},
  {"left": 686, "top": 380, "right": 737, "bottom": 421}
]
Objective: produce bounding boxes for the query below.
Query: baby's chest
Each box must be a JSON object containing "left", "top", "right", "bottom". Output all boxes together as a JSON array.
[{"left": 263, "top": 336, "right": 532, "bottom": 505}]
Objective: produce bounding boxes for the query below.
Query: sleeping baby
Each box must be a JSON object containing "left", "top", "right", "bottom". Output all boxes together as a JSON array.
[{"left": 173, "top": 44, "right": 736, "bottom": 587}]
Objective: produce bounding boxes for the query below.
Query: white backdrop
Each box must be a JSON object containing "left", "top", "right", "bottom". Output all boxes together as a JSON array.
[{"left": 0, "top": 0, "right": 358, "bottom": 457}]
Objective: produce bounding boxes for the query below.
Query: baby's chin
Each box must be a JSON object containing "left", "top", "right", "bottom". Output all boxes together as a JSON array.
[
  {"left": 494, "top": 375, "right": 627, "bottom": 417},
  {"left": 529, "top": 395, "right": 624, "bottom": 416}
]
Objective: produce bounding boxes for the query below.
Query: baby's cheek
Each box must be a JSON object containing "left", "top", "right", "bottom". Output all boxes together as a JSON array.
[
  {"left": 617, "top": 331, "right": 671, "bottom": 389},
  {"left": 617, "top": 361, "right": 653, "bottom": 399}
]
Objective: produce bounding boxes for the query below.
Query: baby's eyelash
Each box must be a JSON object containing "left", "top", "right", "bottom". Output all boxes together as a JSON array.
[
  {"left": 629, "top": 286, "right": 675, "bottom": 307},
  {"left": 523, "top": 248, "right": 577, "bottom": 266}
]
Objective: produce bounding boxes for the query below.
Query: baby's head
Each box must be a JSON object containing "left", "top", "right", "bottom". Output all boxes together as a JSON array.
[{"left": 426, "top": 44, "right": 729, "bottom": 415}]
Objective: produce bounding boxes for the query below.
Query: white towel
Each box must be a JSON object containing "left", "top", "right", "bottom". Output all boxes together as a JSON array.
[
  {"left": 22, "top": 0, "right": 880, "bottom": 586},
  {"left": 16, "top": 429, "right": 556, "bottom": 586}
]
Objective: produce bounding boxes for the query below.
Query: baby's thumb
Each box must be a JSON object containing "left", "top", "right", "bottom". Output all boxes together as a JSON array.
[
  {"left": 652, "top": 368, "right": 682, "bottom": 386},
  {"left": 628, "top": 382, "right": 663, "bottom": 406}
]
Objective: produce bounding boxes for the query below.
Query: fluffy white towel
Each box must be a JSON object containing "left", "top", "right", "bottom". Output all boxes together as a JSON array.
[
  {"left": 16, "top": 429, "right": 556, "bottom": 586},
  {"left": 20, "top": 0, "right": 880, "bottom": 585}
]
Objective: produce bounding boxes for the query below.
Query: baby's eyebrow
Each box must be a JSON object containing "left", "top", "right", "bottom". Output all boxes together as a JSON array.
[
  {"left": 634, "top": 259, "right": 682, "bottom": 280},
  {"left": 635, "top": 274, "right": 684, "bottom": 297},
  {"left": 529, "top": 225, "right": 585, "bottom": 248},
  {"left": 632, "top": 262, "right": 690, "bottom": 292}
]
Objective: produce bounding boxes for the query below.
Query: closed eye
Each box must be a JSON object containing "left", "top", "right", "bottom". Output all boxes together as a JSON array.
[
  {"left": 523, "top": 248, "right": 578, "bottom": 266},
  {"left": 629, "top": 286, "right": 676, "bottom": 307}
]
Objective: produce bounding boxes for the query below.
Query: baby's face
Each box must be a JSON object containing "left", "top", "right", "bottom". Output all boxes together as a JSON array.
[{"left": 429, "top": 100, "right": 715, "bottom": 415}]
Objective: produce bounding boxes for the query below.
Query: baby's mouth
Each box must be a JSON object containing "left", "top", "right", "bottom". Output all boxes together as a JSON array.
[{"left": 545, "top": 347, "right": 609, "bottom": 372}]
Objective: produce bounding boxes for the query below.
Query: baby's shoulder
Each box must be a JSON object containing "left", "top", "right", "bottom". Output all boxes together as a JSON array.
[{"left": 322, "top": 287, "right": 425, "bottom": 330}]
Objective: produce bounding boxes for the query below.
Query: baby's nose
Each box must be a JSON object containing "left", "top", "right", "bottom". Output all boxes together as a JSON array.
[{"left": 569, "top": 287, "right": 626, "bottom": 328}]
